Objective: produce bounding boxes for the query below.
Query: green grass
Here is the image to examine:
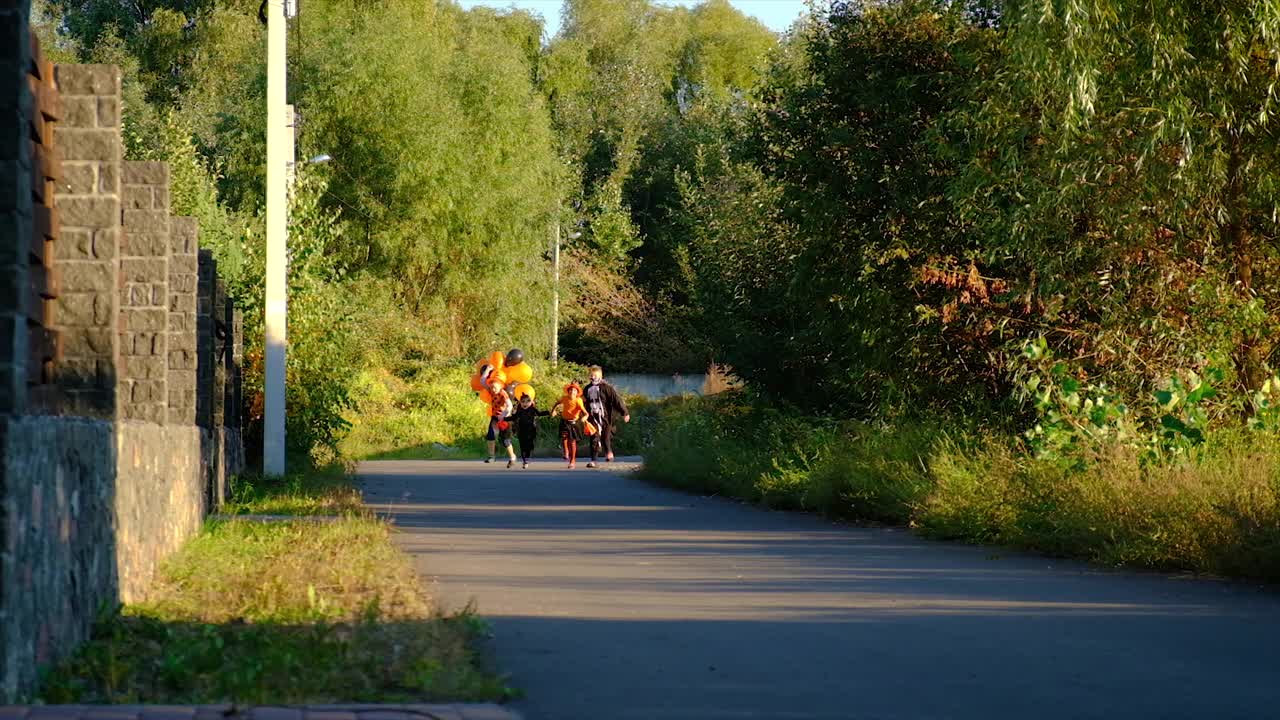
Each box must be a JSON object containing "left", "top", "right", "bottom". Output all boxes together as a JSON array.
[
  {"left": 640, "top": 394, "right": 1280, "bottom": 582},
  {"left": 39, "top": 471, "right": 514, "bottom": 704},
  {"left": 223, "top": 464, "right": 365, "bottom": 516}
]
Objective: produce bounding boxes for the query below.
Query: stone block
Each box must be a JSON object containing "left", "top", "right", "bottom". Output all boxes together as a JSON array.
[
  {"left": 55, "top": 228, "right": 93, "bottom": 260},
  {"left": 60, "top": 261, "right": 112, "bottom": 292},
  {"left": 120, "top": 258, "right": 166, "bottom": 284},
  {"left": 121, "top": 355, "right": 167, "bottom": 380},
  {"left": 61, "top": 162, "right": 97, "bottom": 194},
  {"left": 169, "top": 254, "right": 198, "bottom": 274},
  {"left": 57, "top": 128, "right": 119, "bottom": 162},
  {"left": 61, "top": 95, "right": 97, "bottom": 127},
  {"left": 171, "top": 293, "right": 196, "bottom": 313},
  {"left": 98, "top": 160, "right": 118, "bottom": 194},
  {"left": 169, "top": 348, "right": 186, "bottom": 368},
  {"left": 58, "top": 195, "right": 118, "bottom": 227},
  {"left": 0, "top": 263, "right": 22, "bottom": 310},
  {"left": 55, "top": 64, "right": 121, "bottom": 96},
  {"left": 123, "top": 185, "right": 153, "bottom": 210},
  {"left": 97, "top": 95, "right": 120, "bottom": 127},
  {"left": 122, "top": 210, "right": 171, "bottom": 237},
  {"left": 57, "top": 293, "right": 99, "bottom": 326},
  {"left": 123, "top": 161, "right": 168, "bottom": 186},
  {"left": 93, "top": 228, "right": 117, "bottom": 259},
  {"left": 123, "top": 308, "right": 167, "bottom": 333},
  {"left": 63, "top": 327, "right": 113, "bottom": 356}
]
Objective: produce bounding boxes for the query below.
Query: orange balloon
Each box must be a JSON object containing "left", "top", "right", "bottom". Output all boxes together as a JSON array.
[
  {"left": 478, "top": 388, "right": 493, "bottom": 404},
  {"left": 470, "top": 373, "right": 485, "bottom": 392},
  {"left": 506, "top": 361, "right": 533, "bottom": 384},
  {"left": 513, "top": 383, "right": 535, "bottom": 402},
  {"left": 488, "top": 351, "right": 505, "bottom": 369}
]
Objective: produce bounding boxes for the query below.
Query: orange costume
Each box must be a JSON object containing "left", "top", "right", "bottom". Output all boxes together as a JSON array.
[
  {"left": 489, "top": 388, "right": 512, "bottom": 418},
  {"left": 556, "top": 395, "right": 587, "bottom": 421},
  {"left": 554, "top": 384, "right": 588, "bottom": 468}
]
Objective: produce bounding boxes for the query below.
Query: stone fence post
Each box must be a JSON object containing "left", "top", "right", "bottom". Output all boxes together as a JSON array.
[
  {"left": 168, "top": 217, "right": 197, "bottom": 424},
  {"left": 52, "top": 64, "right": 120, "bottom": 418},
  {"left": 118, "top": 161, "right": 169, "bottom": 423},
  {"left": 0, "top": 5, "right": 34, "bottom": 413}
]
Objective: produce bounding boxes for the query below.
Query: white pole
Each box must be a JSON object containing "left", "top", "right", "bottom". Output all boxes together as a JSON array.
[
  {"left": 264, "top": 0, "right": 288, "bottom": 476},
  {"left": 551, "top": 218, "right": 559, "bottom": 367}
]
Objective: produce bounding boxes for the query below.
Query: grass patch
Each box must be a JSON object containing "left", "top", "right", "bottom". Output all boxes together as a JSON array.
[
  {"left": 223, "top": 464, "right": 365, "bottom": 516},
  {"left": 40, "top": 472, "right": 513, "bottom": 704},
  {"left": 641, "top": 394, "right": 1280, "bottom": 582}
]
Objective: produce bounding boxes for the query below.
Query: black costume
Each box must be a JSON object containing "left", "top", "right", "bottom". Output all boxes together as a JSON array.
[
  {"left": 506, "top": 403, "right": 550, "bottom": 463},
  {"left": 584, "top": 379, "right": 629, "bottom": 462}
]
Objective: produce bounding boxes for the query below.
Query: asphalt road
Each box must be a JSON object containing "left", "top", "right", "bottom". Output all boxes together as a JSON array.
[{"left": 358, "top": 458, "right": 1280, "bottom": 720}]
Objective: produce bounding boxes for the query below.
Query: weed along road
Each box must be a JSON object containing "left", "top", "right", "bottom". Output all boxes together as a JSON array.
[{"left": 358, "top": 459, "right": 1280, "bottom": 720}]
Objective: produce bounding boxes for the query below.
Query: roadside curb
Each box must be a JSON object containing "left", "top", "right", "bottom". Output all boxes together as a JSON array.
[{"left": 0, "top": 705, "right": 521, "bottom": 720}]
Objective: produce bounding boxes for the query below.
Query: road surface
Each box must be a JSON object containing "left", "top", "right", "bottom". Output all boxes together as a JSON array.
[{"left": 358, "top": 458, "right": 1280, "bottom": 720}]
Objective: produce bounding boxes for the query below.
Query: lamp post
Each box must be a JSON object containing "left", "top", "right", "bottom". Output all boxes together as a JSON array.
[{"left": 264, "top": 0, "right": 291, "bottom": 476}]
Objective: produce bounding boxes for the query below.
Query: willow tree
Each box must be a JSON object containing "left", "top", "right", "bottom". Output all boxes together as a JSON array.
[
  {"left": 954, "top": 0, "right": 1280, "bottom": 399},
  {"left": 299, "top": 0, "right": 563, "bottom": 358}
]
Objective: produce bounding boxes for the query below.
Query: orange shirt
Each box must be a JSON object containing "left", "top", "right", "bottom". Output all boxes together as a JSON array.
[
  {"left": 558, "top": 396, "right": 587, "bottom": 421},
  {"left": 489, "top": 389, "right": 511, "bottom": 418}
]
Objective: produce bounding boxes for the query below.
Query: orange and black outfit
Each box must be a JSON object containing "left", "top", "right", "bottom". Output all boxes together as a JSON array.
[
  {"left": 485, "top": 388, "right": 513, "bottom": 446},
  {"left": 552, "top": 386, "right": 588, "bottom": 465}
]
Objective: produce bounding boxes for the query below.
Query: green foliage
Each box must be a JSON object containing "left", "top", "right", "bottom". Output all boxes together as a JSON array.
[
  {"left": 642, "top": 394, "right": 1280, "bottom": 582},
  {"left": 298, "top": 0, "right": 560, "bottom": 358},
  {"left": 234, "top": 173, "right": 360, "bottom": 462},
  {"left": 679, "top": 0, "right": 993, "bottom": 407},
  {"left": 544, "top": 0, "right": 776, "bottom": 366}
]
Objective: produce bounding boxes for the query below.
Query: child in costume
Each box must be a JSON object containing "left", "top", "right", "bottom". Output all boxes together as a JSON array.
[
  {"left": 551, "top": 382, "right": 588, "bottom": 469},
  {"left": 506, "top": 389, "right": 550, "bottom": 469},
  {"left": 485, "top": 378, "right": 516, "bottom": 467}
]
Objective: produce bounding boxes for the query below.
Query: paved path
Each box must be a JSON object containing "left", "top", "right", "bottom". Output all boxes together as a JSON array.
[{"left": 359, "top": 458, "right": 1280, "bottom": 720}]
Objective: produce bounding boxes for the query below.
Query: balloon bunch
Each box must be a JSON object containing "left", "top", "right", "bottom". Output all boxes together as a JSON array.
[{"left": 470, "top": 348, "right": 535, "bottom": 404}]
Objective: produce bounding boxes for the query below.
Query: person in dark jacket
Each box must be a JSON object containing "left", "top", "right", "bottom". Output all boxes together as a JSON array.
[
  {"left": 583, "top": 365, "right": 630, "bottom": 468},
  {"left": 506, "top": 390, "right": 550, "bottom": 469}
]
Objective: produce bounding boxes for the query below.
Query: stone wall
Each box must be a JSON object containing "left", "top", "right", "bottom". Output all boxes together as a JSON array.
[
  {"left": 53, "top": 65, "right": 121, "bottom": 418},
  {"left": 0, "top": 14, "right": 248, "bottom": 702},
  {"left": 0, "top": 415, "right": 116, "bottom": 701},
  {"left": 114, "top": 422, "right": 205, "bottom": 603}
]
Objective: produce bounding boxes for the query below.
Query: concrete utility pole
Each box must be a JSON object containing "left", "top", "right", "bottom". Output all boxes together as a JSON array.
[
  {"left": 551, "top": 218, "right": 559, "bottom": 367},
  {"left": 264, "top": 0, "right": 289, "bottom": 475}
]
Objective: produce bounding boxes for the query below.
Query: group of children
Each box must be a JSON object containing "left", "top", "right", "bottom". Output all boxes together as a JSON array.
[{"left": 484, "top": 365, "right": 630, "bottom": 469}]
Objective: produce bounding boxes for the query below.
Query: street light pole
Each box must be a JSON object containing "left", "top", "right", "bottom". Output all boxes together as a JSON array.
[
  {"left": 264, "top": 0, "right": 288, "bottom": 475},
  {"left": 551, "top": 218, "right": 559, "bottom": 367}
]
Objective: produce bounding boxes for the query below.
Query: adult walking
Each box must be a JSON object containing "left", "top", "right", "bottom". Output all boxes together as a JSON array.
[{"left": 584, "top": 365, "right": 629, "bottom": 468}]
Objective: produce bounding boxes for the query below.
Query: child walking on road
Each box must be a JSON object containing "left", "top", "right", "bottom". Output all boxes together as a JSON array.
[
  {"left": 485, "top": 379, "right": 517, "bottom": 468},
  {"left": 506, "top": 390, "right": 550, "bottom": 469},
  {"left": 552, "top": 383, "right": 588, "bottom": 469}
]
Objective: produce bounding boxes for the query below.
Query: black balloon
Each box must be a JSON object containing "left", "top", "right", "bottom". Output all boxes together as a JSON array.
[{"left": 506, "top": 348, "right": 525, "bottom": 366}]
